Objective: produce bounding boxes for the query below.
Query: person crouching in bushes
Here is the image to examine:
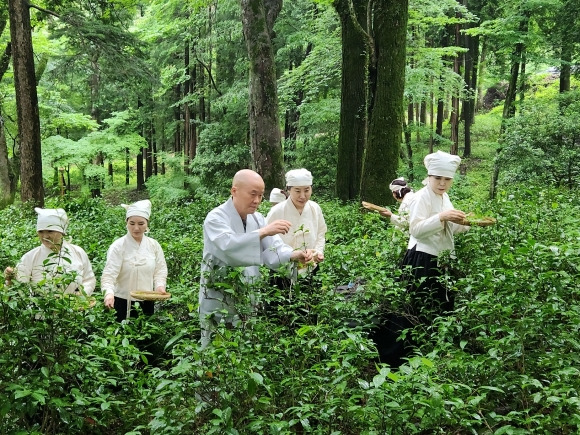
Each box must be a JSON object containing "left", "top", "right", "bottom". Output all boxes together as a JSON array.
[
  {"left": 102, "top": 200, "right": 168, "bottom": 322},
  {"left": 4, "top": 208, "right": 96, "bottom": 295}
]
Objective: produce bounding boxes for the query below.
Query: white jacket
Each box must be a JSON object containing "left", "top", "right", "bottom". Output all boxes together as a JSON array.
[
  {"left": 407, "top": 186, "right": 469, "bottom": 257},
  {"left": 15, "top": 241, "right": 96, "bottom": 295},
  {"left": 101, "top": 234, "right": 167, "bottom": 300}
]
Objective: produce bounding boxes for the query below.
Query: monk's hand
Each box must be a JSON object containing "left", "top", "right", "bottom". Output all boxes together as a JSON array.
[
  {"left": 439, "top": 209, "right": 466, "bottom": 224},
  {"left": 104, "top": 293, "right": 115, "bottom": 309},
  {"left": 260, "top": 219, "right": 292, "bottom": 238}
]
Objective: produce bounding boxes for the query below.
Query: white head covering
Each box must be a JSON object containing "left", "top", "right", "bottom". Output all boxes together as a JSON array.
[
  {"left": 389, "top": 177, "right": 408, "bottom": 193},
  {"left": 285, "top": 168, "right": 313, "bottom": 187},
  {"left": 121, "top": 199, "right": 152, "bottom": 220},
  {"left": 424, "top": 151, "right": 461, "bottom": 178},
  {"left": 269, "top": 188, "right": 287, "bottom": 203},
  {"left": 36, "top": 208, "right": 69, "bottom": 234}
]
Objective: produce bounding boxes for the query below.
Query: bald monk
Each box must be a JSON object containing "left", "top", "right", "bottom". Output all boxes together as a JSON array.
[{"left": 199, "top": 169, "right": 313, "bottom": 347}]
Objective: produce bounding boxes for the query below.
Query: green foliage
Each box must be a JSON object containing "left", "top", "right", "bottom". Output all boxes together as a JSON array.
[
  {"left": 499, "top": 89, "right": 580, "bottom": 188},
  {"left": 1, "top": 185, "right": 580, "bottom": 432}
]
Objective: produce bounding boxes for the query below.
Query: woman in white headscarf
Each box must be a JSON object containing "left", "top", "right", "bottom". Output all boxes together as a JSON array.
[
  {"left": 403, "top": 151, "right": 470, "bottom": 319},
  {"left": 266, "top": 168, "right": 327, "bottom": 286},
  {"left": 101, "top": 200, "right": 168, "bottom": 322},
  {"left": 4, "top": 208, "right": 96, "bottom": 295},
  {"left": 379, "top": 177, "right": 415, "bottom": 230},
  {"left": 269, "top": 188, "right": 287, "bottom": 206}
]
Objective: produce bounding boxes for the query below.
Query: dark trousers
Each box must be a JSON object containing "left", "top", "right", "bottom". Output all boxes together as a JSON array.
[
  {"left": 113, "top": 296, "right": 154, "bottom": 323},
  {"left": 401, "top": 246, "right": 454, "bottom": 321},
  {"left": 369, "top": 247, "right": 453, "bottom": 368}
]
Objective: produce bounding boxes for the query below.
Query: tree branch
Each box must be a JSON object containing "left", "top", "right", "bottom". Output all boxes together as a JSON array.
[
  {"left": 28, "top": 3, "right": 60, "bottom": 18},
  {"left": 347, "top": 0, "right": 375, "bottom": 65},
  {"left": 195, "top": 55, "right": 223, "bottom": 97}
]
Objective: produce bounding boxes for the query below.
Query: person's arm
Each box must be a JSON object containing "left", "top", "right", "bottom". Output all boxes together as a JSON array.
[
  {"left": 153, "top": 241, "right": 168, "bottom": 293},
  {"left": 77, "top": 247, "right": 96, "bottom": 296},
  {"left": 389, "top": 213, "right": 408, "bottom": 230},
  {"left": 101, "top": 242, "right": 122, "bottom": 308},
  {"left": 408, "top": 195, "right": 445, "bottom": 240},
  {"left": 314, "top": 204, "right": 327, "bottom": 261}
]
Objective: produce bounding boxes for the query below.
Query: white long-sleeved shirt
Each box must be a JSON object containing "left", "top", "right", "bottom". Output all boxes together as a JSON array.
[
  {"left": 200, "top": 197, "right": 294, "bottom": 318},
  {"left": 266, "top": 199, "right": 327, "bottom": 254},
  {"left": 15, "top": 241, "right": 96, "bottom": 295},
  {"left": 407, "top": 186, "right": 469, "bottom": 257},
  {"left": 101, "top": 234, "right": 167, "bottom": 300},
  {"left": 390, "top": 192, "right": 415, "bottom": 230}
]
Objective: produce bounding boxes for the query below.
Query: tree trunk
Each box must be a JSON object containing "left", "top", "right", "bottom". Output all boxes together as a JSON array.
[
  {"left": 449, "top": 22, "right": 460, "bottom": 156},
  {"left": 559, "top": 44, "right": 571, "bottom": 93},
  {"left": 9, "top": 0, "right": 44, "bottom": 206},
  {"left": 476, "top": 38, "right": 487, "bottom": 111},
  {"left": 501, "top": 16, "right": 528, "bottom": 132},
  {"left": 463, "top": 26, "right": 479, "bottom": 157},
  {"left": 360, "top": 0, "right": 408, "bottom": 204},
  {"left": 0, "top": 117, "right": 15, "bottom": 207},
  {"left": 173, "top": 84, "right": 182, "bottom": 153},
  {"left": 125, "top": 147, "right": 130, "bottom": 185},
  {"left": 334, "top": 0, "right": 369, "bottom": 201},
  {"left": 240, "top": 0, "right": 284, "bottom": 189},
  {"left": 0, "top": 42, "right": 11, "bottom": 82},
  {"left": 183, "top": 43, "right": 192, "bottom": 176},
  {"left": 136, "top": 147, "right": 145, "bottom": 191}
]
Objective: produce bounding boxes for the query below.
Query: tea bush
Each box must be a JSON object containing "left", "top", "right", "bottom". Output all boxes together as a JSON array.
[{"left": 1, "top": 184, "right": 580, "bottom": 433}]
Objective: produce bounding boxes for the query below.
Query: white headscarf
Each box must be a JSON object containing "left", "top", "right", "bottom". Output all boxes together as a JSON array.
[
  {"left": 269, "top": 188, "right": 287, "bottom": 203},
  {"left": 389, "top": 177, "right": 408, "bottom": 193},
  {"left": 285, "top": 168, "right": 313, "bottom": 187},
  {"left": 121, "top": 199, "right": 152, "bottom": 220},
  {"left": 424, "top": 150, "right": 461, "bottom": 178},
  {"left": 36, "top": 208, "right": 69, "bottom": 234}
]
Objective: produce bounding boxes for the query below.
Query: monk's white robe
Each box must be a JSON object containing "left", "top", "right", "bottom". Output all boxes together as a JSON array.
[{"left": 200, "top": 197, "right": 293, "bottom": 325}]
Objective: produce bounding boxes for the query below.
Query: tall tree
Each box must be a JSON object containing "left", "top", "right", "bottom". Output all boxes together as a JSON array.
[
  {"left": 240, "top": 0, "right": 284, "bottom": 190},
  {"left": 334, "top": 0, "right": 369, "bottom": 201},
  {"left": 360, "top": 0, "right": 409, "bottom": 204},
  {"left": 8, "top": 0, "right": 44, "bottom": 206}
]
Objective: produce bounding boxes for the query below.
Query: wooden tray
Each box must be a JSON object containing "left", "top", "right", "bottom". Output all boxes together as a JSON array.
[
  {"left": 130, "top": 290, "right": 171, "bottom": 301},
  {"left": 361, "top": 201, "right": 390, "bottom": 213}
]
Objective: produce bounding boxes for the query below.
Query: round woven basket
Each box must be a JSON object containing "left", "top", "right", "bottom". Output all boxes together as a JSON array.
[{"left": 130, "top": 290, "right": 171, "bottom": 301}]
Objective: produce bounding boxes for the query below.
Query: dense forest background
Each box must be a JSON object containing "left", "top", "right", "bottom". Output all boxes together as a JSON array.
[
  {"left": 1, "top": 0, "right": 580, "bottom": 433},
  {"left": 1, "top": 0, "right": 578, "bottom": 206}
]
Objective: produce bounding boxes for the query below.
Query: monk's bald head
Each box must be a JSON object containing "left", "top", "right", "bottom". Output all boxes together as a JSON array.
[
  {"left": 231, "top": 169, "right": 265, "bottom": 219},
  {"left": 232, "top": 169, "right": 264, "bottom": 189}
]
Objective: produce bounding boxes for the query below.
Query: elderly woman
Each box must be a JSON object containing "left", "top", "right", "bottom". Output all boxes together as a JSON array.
[
  {"left": 266, "top": 168, "right": 327, "bottom": 284},
  {"left": 379, "top": 177, "right": 415, "bottom": 230},
  {"left": 101, "top": 200, "right": 168, "bottom": 322},
  {"left": 4, "top": 208, "right": 96, "bottom": 295}
]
